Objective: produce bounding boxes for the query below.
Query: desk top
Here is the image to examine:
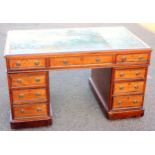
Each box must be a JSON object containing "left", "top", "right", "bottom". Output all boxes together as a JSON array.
[{"left": 4, "top": 26, "right": 150, "bottom": 56}]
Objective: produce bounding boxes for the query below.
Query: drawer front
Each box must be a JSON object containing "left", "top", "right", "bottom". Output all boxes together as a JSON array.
[
  {"left": 116, "top": 54, "right": 149, "bottom": 63},
  {"left": 12, "top": 88, "right": 47, "bottom": 104},
  {"left": 114, "top": 68, "right": 146, "bottom": 80},
  {"left": 50, "top": 57, "right": 81, "bottom": 67},
  {"left": 9, "top": 58, "right": 46, "bottom": 70},
  {"left": 13, "top": 103, "right": 48, "bottom": 119},
  {"left": 10, "top": 72, "right": 47, "bottom": 88},
  {"left": 113, "top": 95, "right": 143, "bottom": 109},
  {"left": 83, "top": 55, "right": 113, "bottom": 64},
  {"left": 114, "top": 81, "right": 145, "bottom": 94}
]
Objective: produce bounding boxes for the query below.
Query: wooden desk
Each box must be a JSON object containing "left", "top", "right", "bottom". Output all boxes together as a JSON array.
[{"left": 4, "top": 27, "right": 152, "bottom": 129}]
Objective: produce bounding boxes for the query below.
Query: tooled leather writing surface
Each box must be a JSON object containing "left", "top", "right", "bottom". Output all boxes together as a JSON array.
[{"left": 5, "top": 27, "right": 150, "bottom": 55}]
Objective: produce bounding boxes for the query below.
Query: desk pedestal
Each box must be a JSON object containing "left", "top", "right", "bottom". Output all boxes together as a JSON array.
[
  {"left": 89, "top": 67, "right": 146, "bottom": 119},
  {"left": 7, "top": 71, "right": 52, "bottom": 129}
]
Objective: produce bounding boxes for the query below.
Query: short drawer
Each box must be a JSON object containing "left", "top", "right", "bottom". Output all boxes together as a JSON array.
[
  {"left": 50, "top": 56, "right": 82, "bottom": 67},
  {"left": 83, "top": 55, "right": 113, "bottom": 64},
  {"left": 113, "top": 81, "right": 145, "bottom": 94},
  {"left": 113, "top": 95, "right": 143, "bottom": 109},
  {"left": 8, "top": 58, "right": 46, "bottom": 70},
  {"left": 114, "top": 68, "right": 146, "bottom": 80},
  {"left": 10, "top": 72, "right": 47, "bottom": 88},
  {"left": 116, "top": 54, "right": 149, "bottom": 63},
  {"left": 13, "top": 103, "right": 48, "bottom": 119},
  {"left": 12, "top": 88, "right": 47, "bottom": 104}
]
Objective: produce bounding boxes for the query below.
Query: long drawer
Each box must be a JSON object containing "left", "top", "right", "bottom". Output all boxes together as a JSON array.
[
  {"left": 114, "top": 68, "right": 146, "bottom": 80},
  {"left": 13, "top": 103, "right": 48, "bottom": 119},
  {"left": 9, "top": 72, "right": 47, "bottom": 88},
  {"left": 116, "top": 54, "right": 149, "bottom": 64},
  {"left": 12, "top": 88, "right": 47, "bottom": 104},
  {"left": 113, "top": 81, "right": 145, "bottom": 95},
  {"left": 50, "top": 55, "right": 114, "bottom": 68},
  {"left": 112, "top": 95, "right": 143, "bottom": 109},
  {"left": 8, "top": 58, "right": 46, "bottom": 70}
]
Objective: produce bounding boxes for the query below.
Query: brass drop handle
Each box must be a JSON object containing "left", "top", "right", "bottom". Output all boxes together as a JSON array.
[
  {"left": 37, "top": 108, "right": 42, "bottom": 112},
  {"left": 16, "top": 61, "right": 21, "bottom": 66},
  {"left": 34, "top": 61, "right": 40, "bottom": 66},
  {"left": 118, "top": 101, "right": 122, "bottom": 105},
  {"left": 133, "top": 100, "right": 138, "bottom": 104},
  {"left": 119, "top": 86, "right": 125, "bottom": 90},
  {"left": 96, "top": 58, "right": 101, "bottom": 62},
  {"left": 134, "top": 85, "right": 139, "bottom": 89},
  {"left": 121, "top": 56, "right": 127, "bottom": 62},
  {"left": 16, "top": 79, "right": 22, "bottom": 83},
  {"left": 135, "top": 72, "right": 141, "bottom": 76},
  {"left": 20, "top": 109, "right": 25, "bottom": 113},
  {"left": 35, "top": 78, "right": 41, "bottom": 82},
  {"left": 35, "top": 93, "right": 41, "bottom": 97},
  {"left": 18, "top": 94, "right": 24, "bottom": 98},
  {"left": 63, "top": 59, "right": 68, "bottom": 65},
  {"left": 139, "top": 56, "right": 144, "bottom": 61},
  {"left": 120, "top": 72, "right": 125, "bottom": 77}
]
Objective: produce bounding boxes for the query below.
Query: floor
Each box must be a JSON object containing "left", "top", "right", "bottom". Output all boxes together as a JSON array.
[{"left": 0, "top": 23, "right": 155, "bottom": 131}]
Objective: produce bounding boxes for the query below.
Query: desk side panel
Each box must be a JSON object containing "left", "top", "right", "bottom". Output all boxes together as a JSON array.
[{"left": 90, "top": 68, "right": 112, "bottom": 109}]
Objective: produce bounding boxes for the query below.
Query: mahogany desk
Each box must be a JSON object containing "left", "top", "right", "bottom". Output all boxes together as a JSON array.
[{"left": 4, "top": 27, "right": 152, "bottom": 129}]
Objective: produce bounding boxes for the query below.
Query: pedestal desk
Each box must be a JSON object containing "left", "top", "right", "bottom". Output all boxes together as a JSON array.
[{"left": 4, "top": 27, "right": 152, "bottom": 129}]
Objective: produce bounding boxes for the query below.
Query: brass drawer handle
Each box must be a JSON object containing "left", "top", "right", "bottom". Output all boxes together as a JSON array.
[
  {"left": 134, "top": 85, "right": 139, "bottom": 89},
  {"left": 120, "top": 72, "right": 125, "bottom": 77},
  {"left": 133, "top": 100, "right": 138, "bottom": 104},
  {"left": 18, "top": 94, "right": 24, "bottom": 98},
  {"left": 20, "top": 109, "right": 25, "bottom": 113},
  {"left": 139, "top": 56, "right": 144, "bottom": 61},
  {"left": 118, "top": 101, "right": 122, "bottom": 105},
  {"left": 34, "top": 61, "right": 40, "bottom": 66},
  {"left": 35, "top": 93, "right": 41, "bottom": 97},
  {"left": 35, "top": 78, "right": 41, "bottom": 82},
  {"left": 63, "top": 60, "right": 68, "bottom": 65},
  {"left": 96, "top": 58, "right": 101, "bottom": 62},
  {"left": 16, "top": 61, "right": 21, "bottom": 66},
  {"left": 135, "top": 72, "right": 141, "bottom": 76},
  {"left": 36, "top": 108, "right": 42, "bottom": 112},
  {"left": 121, "top": 56, "right": 127, "bottom": 62},
  {"left": 16, "top": 79, "right": 22, "bottom": 83},
  {"left": 119, "top": 86, "right": 125, "bottom": 90}
]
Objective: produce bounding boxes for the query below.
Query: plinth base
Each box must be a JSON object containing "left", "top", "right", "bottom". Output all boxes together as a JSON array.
[{"left": 10, "top": 117, "right": 52, "bottom": 129}]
